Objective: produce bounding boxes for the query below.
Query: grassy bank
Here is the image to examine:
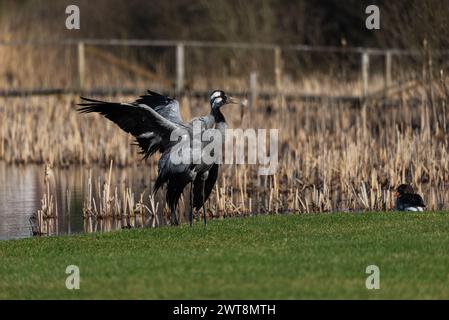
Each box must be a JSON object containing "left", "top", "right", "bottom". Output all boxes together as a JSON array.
[{"left": 1, "top": 212, "right": 449, "bottom": 299}]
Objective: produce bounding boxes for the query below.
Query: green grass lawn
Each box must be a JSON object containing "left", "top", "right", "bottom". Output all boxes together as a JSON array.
[{"left": 1, "top": 212, "right": 449, "bottom": 299}]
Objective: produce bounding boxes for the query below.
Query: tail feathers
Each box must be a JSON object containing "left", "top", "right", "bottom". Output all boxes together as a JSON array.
[
  {"left": 165, "top": 177, "right": 189, "bottom": 209},
  {"left": 153, "top": 175, "right": 165, "bottom": 195},
  {"left": 155, "top": 172, "right": 191, "bottom": 208}
]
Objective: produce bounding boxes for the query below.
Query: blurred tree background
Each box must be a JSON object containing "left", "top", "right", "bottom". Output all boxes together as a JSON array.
[
  {"left": 0, "top": 0, "right": 447, "bottom": 49},
  {"left": 0, "top": 0, "right": 447, "bottom": 92}
]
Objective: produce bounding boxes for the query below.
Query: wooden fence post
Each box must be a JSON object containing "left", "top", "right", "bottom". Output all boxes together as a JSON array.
[
  {"left": 274, "top": 46, "right": 282, "bottom": 92},
  {"left": 361, "top": 51, "right": 370, "bottom": 139},
  {"left": 77, "top": 41, "right": 85, "bottom": 90},
  {"left": 249, "top": 72, "right": 258, "bottom": 112},
  {"left": 176, "top": 42, "right": 185, "bottom": 94},
  {"left": 384, "top": 50, "right": 392, "bottom": 99},
  {"left": 361, "top": 51, "right": 370, "bottom": 98}
]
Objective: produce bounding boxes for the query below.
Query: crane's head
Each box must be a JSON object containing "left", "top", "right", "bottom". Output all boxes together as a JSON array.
[{"left": 210, "top": 90, "right": 237, "bottom": 109}]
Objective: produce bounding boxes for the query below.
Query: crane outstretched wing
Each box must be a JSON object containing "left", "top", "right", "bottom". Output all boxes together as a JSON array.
[
  {"left": 78, "top": 91, "right": 184, "bottom": 158},
  {"left": 135, "top": 90, "right": 184, "bottom": 124}
]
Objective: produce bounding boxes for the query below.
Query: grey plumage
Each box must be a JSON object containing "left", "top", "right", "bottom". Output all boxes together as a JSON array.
[{"left": 78, "top": 90, "right": 235, "bottom": 226}]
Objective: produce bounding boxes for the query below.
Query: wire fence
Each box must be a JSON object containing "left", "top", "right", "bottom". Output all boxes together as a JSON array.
[{"left": 0, "top": 39, "right": 436, "bottom": 100}]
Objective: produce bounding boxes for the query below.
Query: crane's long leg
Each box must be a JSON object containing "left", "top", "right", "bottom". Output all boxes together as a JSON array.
[
  {"left": 197, "top": 187, "right": 201, "bottom": 223},
  {"left": 171, "top": 203, "right": 179, "bottom": 226},
  {"left": 202, "top": 181, "right": 207, "bottom": 226},
  {"left": 189, "top": 182, "right": 194, "bottom": 226}
]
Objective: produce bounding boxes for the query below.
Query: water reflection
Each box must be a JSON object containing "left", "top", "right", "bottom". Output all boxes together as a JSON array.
[
  {"left": 0, "top": 164, "right": 41, "bottom": 239},
  {"left": 0, "top": 162, "right": 161, "bottom": 240}
]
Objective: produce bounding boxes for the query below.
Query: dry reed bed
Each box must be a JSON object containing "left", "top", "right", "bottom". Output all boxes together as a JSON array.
[
  {"left": 29, "top": 164, "right": 60, "bottom": 236},
  {"left": 82, "top": 161, "right": 158, "bottom": 224},
  {"left": 2, "top": 89, "right": 449, "bottom": 219},
  {"left": 30, "top": 161, "right": 160, "bottom": 235}
]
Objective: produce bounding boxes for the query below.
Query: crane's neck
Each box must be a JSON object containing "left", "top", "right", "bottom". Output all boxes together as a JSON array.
[{"left": 211, "top": 107, "right": 226, "bottom": 124}]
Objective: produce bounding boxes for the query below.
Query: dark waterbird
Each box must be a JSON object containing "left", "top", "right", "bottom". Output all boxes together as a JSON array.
[
  {"left": 78, "top": 90, "right": 236, "bottom": 226},
  {"left": 395, "top": 184, "right": 426, "bottom": 211}
]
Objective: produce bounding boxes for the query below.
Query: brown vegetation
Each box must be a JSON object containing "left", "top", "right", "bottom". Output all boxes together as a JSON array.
[{"left": 4, "top": 83, "right": 448, "bottom": 220}]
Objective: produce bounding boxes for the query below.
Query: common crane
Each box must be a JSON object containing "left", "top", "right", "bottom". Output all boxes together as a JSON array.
[{"left": 78, "top": 90, "right": 236, "bottom": 226}]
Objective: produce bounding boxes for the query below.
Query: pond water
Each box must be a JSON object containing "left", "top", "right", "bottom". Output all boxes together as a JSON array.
[
  {"left": 0, "top": 162, "right": 158, "bottom": 240},
  {"left": 2, "top": 161, "right": 445, "bottom": 241}
]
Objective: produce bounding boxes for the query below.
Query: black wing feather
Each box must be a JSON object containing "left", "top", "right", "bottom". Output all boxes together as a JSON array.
[
  {"left": 135, "top": 90, "right": 183, "bottom": 124},
  {"left": 78, "top": 95, "right": 180, "bottom": 158}
]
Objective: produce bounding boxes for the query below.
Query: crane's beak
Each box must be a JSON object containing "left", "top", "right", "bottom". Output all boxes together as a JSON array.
[
  {"left": 226, "top": 97, "right": 238, "bottom": 105},
  {"left": 224, "top": 96, "right": 245, "bottom": 121}
]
